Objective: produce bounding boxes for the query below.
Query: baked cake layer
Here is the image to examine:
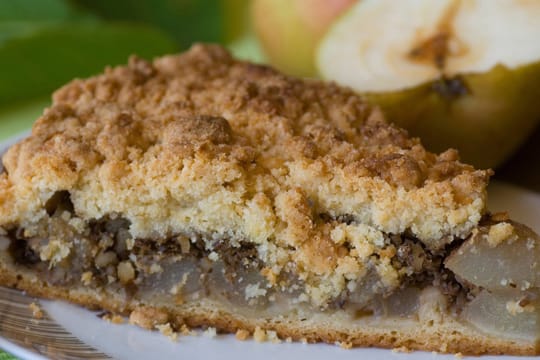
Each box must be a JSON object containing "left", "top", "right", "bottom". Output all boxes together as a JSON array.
[
  {"left": 0, "top": 253, "right": 535, "bottom": 355},
  {"left": 1, "top": 44, "right": 537, "bottom": 355}
]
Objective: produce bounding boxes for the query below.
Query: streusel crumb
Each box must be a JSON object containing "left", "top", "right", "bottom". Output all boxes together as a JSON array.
[
  {"left": 29, "top": 302, "right": 43, "bottom": 319},
  {"left": 180, "top": 324, "right": 196, "bottom": 336},
  {"left": 0, "top": 44, "right": 490, "bottom": 307},
  {"left": 235, "top": 329, "right": 250, "bottom": 341},
  {"left": 203, "top": 327, "right": 217, "bottom": 338},
  {"left": 129, "top": 306, "right": 169, "bottom": 329},
  {"left": 266, "top": 330, "right": 281, "bottom": 344},
  {"left": 102, "top": 313, "right": 125, "bottom": 324},
  {"left": 253, "top": 326, "right": 267, "bottom": 342},
  {"left": 392, "top": 346, "right": 412, "bottom": 353},
  {"left": 156, "top": 323, "right": 178, "bottom": 341}
]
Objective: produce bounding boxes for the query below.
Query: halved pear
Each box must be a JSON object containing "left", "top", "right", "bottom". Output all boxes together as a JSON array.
[{"left": 317, "top": 0, "right": 540, "bottom": 169}]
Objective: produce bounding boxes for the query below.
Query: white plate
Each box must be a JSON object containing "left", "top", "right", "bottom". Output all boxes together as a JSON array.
[{"left": 0, "top": 132, "right": 538, "bottom": 360}]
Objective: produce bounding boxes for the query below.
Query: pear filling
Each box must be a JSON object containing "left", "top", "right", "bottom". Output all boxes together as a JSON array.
[
  {"left": 3, "top": 199, "right": 540, "bottom": 341},
  {"left": 445, "top": 217, "right": 540, "bottom": 340}
]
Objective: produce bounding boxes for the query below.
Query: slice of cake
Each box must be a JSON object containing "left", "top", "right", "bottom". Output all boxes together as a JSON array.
[{"left": 0, "top": 44, "right": 537, "bottom": 355}]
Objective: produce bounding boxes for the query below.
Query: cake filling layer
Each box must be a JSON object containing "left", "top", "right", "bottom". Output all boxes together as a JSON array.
[
  {"left": 3, "top": 205, "right": 469, "bottom": 315},
  {"left": 2, "top": 194, "right": 538, "bottom": 341}
]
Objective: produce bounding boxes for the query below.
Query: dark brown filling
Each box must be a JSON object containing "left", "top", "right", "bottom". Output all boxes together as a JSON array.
[
  {"left": 319, "top": 212, "right": 468, "bottom": 311},
  {"left": 7, "top": 220, "right": 470, "bottom": 312},
  {"left": 4, "top": 191, "right": 471, "bottom": 313}
]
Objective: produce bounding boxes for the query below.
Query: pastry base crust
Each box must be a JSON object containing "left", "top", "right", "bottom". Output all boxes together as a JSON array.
[{"left": 0, "top": 253, "right": 536, "bottom": 356}]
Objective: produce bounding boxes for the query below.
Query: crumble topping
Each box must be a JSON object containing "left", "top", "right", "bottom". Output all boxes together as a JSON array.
[
  {"left": 486, "top": 222, "right": 516, "bottom": 247},
  {"left": 29, "top": 302, "right": 43, "bottom": 319},
  {"left": 101, "top": 312, "right": 125, "bottom": 324},
  {"left": 392, "top": 346, "right": 413, "bottom": 353},
  {"left": 129, "top": 306, "right": 169, "bottom": 329},
  {"left": 247, "top": 327, "right": 282, "bottom": 343},
  {"left": 156, "top": 323, "right": 179, "bottom": 341},
  {"left": 266, "top": 330, "right": 281, "bottom": 343},
  {"left": 253, "top": 326, "right": 267, "bottom": 342},
  {"left": 203, "top": 327, "right": 217, "bottom": 338},
  {"left": 235, "top": 329, "right": 250, "bottom": 341},
  {"left": 180, "top": 324, "right": 195, "bottom": 336},
  {"left": 338, "top": 341, "right": 353, "bottom": 349},
  {"left": 0, "top": 44, "right": 490, "bottom": 307}
]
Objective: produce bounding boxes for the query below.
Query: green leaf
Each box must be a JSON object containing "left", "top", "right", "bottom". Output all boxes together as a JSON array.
[
  {"left": 0, "top": 22, "right": 41, "bottom": 44},
  {"left": 0, "top": 349, "right": 19, "bottom": 360},
  {"left": 0, "top": 21, "right": 75, "bottom": 45},
  {"left": 72, "top": 0, "right": 224, "bottom": 48},
  {"left": 0, "top": 0, "right": 98, "bottom": 45},
  {"left": 0, "top": 22, "right": 177, "bottom": 107},
  {"left": 0, "top": 0, "right": 77, "bottom": 22}
]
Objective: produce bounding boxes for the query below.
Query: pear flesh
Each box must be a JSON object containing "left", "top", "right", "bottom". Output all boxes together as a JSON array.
[
  {"left": 445, "top": 220, "right": 540, "bottom": 340},
  {"left": 317, "top": 0, "right": 540, "bottom": 168},
  {"left": 462, "top": 290, "right": 540, "bottom": 341},
  {"left": 445, "top": 221, "right": 540, "bottom": 291}
]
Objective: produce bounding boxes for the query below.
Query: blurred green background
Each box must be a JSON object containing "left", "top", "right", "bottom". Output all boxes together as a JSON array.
[{"left": 0, "top": 0, "right": 261, "bottom": 138}]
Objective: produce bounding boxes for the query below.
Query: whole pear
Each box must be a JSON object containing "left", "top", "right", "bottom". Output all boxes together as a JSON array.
[{"left": 251, "top": 0, "right": 355, "bottom": 77}]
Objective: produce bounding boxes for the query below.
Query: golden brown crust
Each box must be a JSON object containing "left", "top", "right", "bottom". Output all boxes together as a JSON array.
[
  {"left": 0, "top": 259, "right": 535, "bottom": 356},
  {"left": 0, "top": 44, "right": 492, "bottom": 305},
  {"left": 0, "top": 44, "right": 494, "bottom": 316}
]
